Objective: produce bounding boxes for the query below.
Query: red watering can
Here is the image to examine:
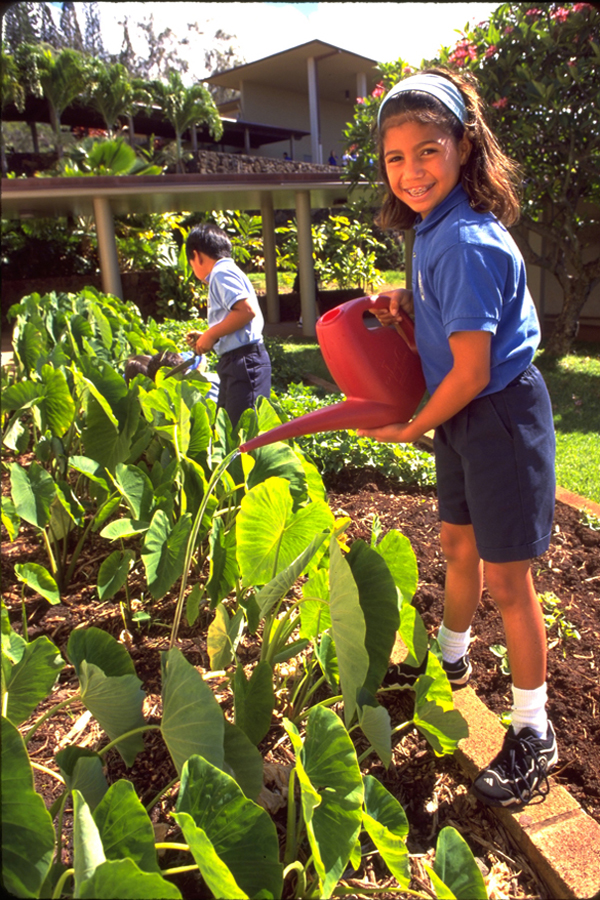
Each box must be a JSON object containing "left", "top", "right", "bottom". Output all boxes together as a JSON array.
[{"left": 239, "top": 295, "right": 426, "bottom": 453}]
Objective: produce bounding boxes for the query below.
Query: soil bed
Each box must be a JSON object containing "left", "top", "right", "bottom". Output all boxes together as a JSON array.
[{"left": 2, "top": 462, "right": 599, "bottom": 899}]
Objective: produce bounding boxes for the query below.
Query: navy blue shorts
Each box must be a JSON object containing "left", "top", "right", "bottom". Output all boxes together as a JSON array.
[
  {"left": 216, "top": 342, "right": 272, "bottom": 427},
  {"left": 434, "top": 365, "right": 555, "bottom": 563}
]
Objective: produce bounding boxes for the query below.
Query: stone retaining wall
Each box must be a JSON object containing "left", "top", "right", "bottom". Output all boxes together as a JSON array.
[{"left": 193, "top": 150, "right": 341, "bottom": 176}]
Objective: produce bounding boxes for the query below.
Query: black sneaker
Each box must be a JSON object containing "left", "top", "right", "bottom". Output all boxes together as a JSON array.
[
  {"left": 442, "top": 654, "right": 472, "bottom": 685},
  {"left": 382, "top": 654, "right": 428, "bottom": 689},
  {"left": 472, "top": 721, "right": 558, "bottom": 807}
]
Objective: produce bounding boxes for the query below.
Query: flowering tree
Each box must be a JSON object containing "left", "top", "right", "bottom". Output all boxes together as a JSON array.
[
  {"left": 438, "top": 2, "right": 600, "bottom": 355},
  {"left": 342, "top": 3, "right": 599, "bottom": 355}
]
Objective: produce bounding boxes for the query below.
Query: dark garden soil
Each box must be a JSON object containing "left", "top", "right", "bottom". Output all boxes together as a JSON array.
[{"left": 2, "top": 460, "right": 599, "bottom": 900}]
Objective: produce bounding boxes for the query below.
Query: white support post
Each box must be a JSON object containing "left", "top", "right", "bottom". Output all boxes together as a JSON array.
[
  {"left": 93, "top": 196, "right": 123, "bottom": 299},
  {"left": 295, "top": 190, "right": 317, "bottom": 336},
  {"left": 307, "top": 57, "right": 322, "bottom": 164},
  {"left": 356, "top": 71, "right": 368, "bottom": 100},
  {"left": 260, "top": 193, "right": 279, "bottom": 323}
]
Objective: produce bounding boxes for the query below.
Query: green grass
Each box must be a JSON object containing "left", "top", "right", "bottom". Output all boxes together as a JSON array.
[
  {"left": 247, "top": 270, "right": 406, "bottom": 294},
  {"left": 535, "top": 345, "right": 600, "bottom": 503}
]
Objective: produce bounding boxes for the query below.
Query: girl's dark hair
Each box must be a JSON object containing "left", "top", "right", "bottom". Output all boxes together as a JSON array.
[
  {"left": 376, "top": 67, "right": 521, "bottom": 230},
  {"left": 186, "top": 223, "right": 232, "bottom": 261}
]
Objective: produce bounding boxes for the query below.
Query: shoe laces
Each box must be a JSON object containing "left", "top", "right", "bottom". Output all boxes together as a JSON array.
[{"left": 499, "top": 731, "right": 551, "bottom": 802}]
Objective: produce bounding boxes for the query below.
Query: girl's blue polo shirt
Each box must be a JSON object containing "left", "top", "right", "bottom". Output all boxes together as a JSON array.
[{"left": 412, "top": 184, "right": 540, "bottom": 397}]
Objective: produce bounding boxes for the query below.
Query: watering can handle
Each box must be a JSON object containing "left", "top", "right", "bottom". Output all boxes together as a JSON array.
[{"left": 367, "top": 295, "right": 419, "bottom": 354}]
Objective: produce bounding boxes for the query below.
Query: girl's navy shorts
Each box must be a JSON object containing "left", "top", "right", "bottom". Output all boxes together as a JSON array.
[{"left": 434, "top": 364, "right": 555, "bottom": 563}]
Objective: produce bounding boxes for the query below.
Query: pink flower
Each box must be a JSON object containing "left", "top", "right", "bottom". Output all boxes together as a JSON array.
[
  {"left": 449, "top": 38, "right": 478, "bottom": 66},
  {"left": 567, "top": 58, "right": 576, "bottom": 67},
  {"left": 504, "top": 25, "right": 514, "bottom": 34},
  {"left": 572, "top": 3, "right": 592, "bottom": 12},
  {"left": 484, "top": 45, "right": 497, "bottom": 58},
  {"left": 525, "top": 8, "right": 543, "bottom": 17},
  {"left": 371, "top": 81, "right": 385, "bottom": 98},
  {"left": 550, "top": 7, "right": 569, "bottom": 22},
  {"left": 356, "top": 97, "right": 365, "bottom": 105},
  {"left": 492, "top": 97, "right": 508, "bottom": 109}
]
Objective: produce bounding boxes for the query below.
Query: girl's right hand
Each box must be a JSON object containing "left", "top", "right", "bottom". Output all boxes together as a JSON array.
[{"left": 370, "top": 289, "right": 414, "bottom": 326}]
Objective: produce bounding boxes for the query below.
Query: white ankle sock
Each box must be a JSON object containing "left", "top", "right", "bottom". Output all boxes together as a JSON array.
[
  {"left": 511, "top": 684, "right": 548, "bottom": 738},
  {"left": 437, "top": 623, "right": 471, "bottom": 663}
]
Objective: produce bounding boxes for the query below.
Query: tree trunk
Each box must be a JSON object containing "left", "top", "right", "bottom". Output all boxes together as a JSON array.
[
  {"left": 544, "top": 278, "right": 593, "bottom": 356},
  {"left": 28, "top": 121, "right": 39, "bottom": 153}
]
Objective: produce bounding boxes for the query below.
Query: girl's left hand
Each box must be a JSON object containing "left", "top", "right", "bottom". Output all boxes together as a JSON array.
[{"left": 357, "top": 421, "right": 422, "bottom": 444}]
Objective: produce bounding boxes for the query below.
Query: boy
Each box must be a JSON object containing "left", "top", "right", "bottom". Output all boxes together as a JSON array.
[{"left": 185, "top": 223, "right": 272, "bottom": 426}]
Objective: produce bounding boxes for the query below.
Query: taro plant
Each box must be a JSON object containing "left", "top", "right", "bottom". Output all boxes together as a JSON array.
[{"left": 1, "top": 610, "right": 485, "bottom": 900}]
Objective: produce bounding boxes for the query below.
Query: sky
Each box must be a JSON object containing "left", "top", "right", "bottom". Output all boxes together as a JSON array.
[{"left": 89, "top": 1, "right": 501, "bottom": 79}]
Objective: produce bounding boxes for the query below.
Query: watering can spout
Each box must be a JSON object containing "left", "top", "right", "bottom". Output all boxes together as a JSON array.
[{"left": 239, "top": 295, "right": 426, "bottom": 454}]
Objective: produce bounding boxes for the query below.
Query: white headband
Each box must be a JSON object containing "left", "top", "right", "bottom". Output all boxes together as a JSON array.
[{"left": 378, "top": 74, "right": 467, "bottom": 127}]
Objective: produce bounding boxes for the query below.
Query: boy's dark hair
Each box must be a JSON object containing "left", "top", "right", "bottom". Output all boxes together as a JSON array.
[
  {"left": 186, "top": 223, "right": 232, "bottom": 261},
  {"left": 376, "top": 67, "right": 521, "bottom": 230},
  {"left": 124, "top": 354, "right": 152, "bottom": 384},
  {"left": 146, "top": 351, "right": 185, "bottom": 380}
]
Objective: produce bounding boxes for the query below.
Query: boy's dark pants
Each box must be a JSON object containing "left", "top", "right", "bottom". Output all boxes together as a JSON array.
[{"left": 216, "top": 342, "right": 272, "bottom": 426}]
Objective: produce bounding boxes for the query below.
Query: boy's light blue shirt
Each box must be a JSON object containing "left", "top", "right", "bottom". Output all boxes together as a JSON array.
[
  {"left": 412, "top": 184, "right": 540, "bottom": 397},
  {"left": 207, "top": 258, "right": 265, "bottom": 356}
]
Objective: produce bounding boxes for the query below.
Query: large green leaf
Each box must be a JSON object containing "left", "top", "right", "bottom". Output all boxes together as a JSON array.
[
  {"left": 430, "top": 826, "right": 488, "bottom": 900},
  {"left": 160, "top": 648, "right": 224, "bottom": 776},
  {"left": 40, "top": 364, "right": 76, "bottom": 436},
  {"left": 114, "top": 463, "right": 155, "bottom": 522},
  {"left": 78, "top": 366, "right": 141, "bottom": 472},
  {"left": 142, "top": 510, "right": 192, "bottom": 599},
  {"left": 72, "top": 788, "right": 107, "bottom": 896},
  {"left": 255, "top": 531, "right": 329, "bottom": 621},
  {"left": 93, "top": 780, "right": 159, "bottom": 874},
  {"left": 399, "top": 601, "right": 429, "bottom": 667},
  {"left": 299, "top": 569, "right": 331, "bottom": 640},
  {"left": 78, "top": 662, "right": 146, "bottom": 767},
  {"left": 358, "top": 702, "right": 392, "bottom": 769},
  {"left": 413, "top": 700, "right": 469, "bottom": 757},
  {"left": 286, "top": 706, "right": 363, "bottom": 897},
  {"left": 171, "top": 813, "right": 247, "bottom": 899},
  {"left": 176, "top": 754, "right": 283, "bottom": 899},
  {"left": 14, "top": 562, "right": 60, "bottom": 605},
  {"left": 233, "top": 661, "right": 274, "bottom": 746},
  {"left": 4, "top": 634, "right": 64, "bottom": 725},
  {"left": 346, "top": 540, "right": 399, "bottom": 696},
  {"left": 246, "top": 441, "right": 308, "bottom": 503},
  {"left": 10, "top": 461, "right": 56, "bottom": 529},
  {"left": 79, "top": 859, "right": 182, "bottom": 899},
  {"left": 206, "top": 516, "right": 238, "bottom": 608},
  {"left": 362, "top": 775, "right": 410, "bottom": 887},
  {"left": 328, "top": 538, "right": 369, "bottom": 726},
  {"left": 222, "top": 722, "right": 264, "bottom": 801},
  {"left": 375, "top": 530, "right": 419, "bottom": 602},
  {"left": 237, "top": 476, "right": 333, "bottom": 586},
  {"left": 55, "top": 747, "right": 108, "bottom": 812},
  {"left": 97, "top": 550, "right": 136, "bottom": 601},
  {"left": 206, "top": 603, "right": 235, "bottom": 670},
  {"left": 1, "top": 717, "right": 55, "bottom": 899},
  {"left": 68, "top": 627, "right": 138, "bottom": 679}
]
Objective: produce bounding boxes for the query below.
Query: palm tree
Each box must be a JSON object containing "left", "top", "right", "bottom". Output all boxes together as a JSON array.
[
  {"left": 34, "top": 45, "right": 89, "bottom": 158},
  {"left": 147, "top": 70, "right": 223, "bottom": 173},
  {"left": 1, "top": 51, "right": 26, "bottom": 176},
  {"left": 86, "top": 60, "right": 152, "bottom": 140}
]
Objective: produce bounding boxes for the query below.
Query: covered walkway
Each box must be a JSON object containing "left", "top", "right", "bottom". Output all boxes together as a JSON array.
[{"left": 1, "top": 170, "right": 374, "bottom": 337}]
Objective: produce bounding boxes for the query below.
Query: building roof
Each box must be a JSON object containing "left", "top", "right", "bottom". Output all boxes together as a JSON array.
[{"left": 206, "top": 39, "right": 380, "bottom": 103}]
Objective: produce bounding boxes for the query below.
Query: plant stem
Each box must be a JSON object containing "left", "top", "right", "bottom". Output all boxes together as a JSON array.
[
  {"left": 31, "top": 761, "right": 65, "bottom": 783},
  {"left": 284, "top": 767, "right": 297, "bottom": 865},
  {"left": 53, "top": 791, "right": 68, "bottom": 870},
  {"left": 21, "top": 584, "right": 28, "bottom": 642},
  {"left": 25, "top": 694, "right": 82, "bottom": 744},
  {"left": 155, "top": 842, "right": 189, "bottom": 852},
  {"left": 291, "top": 694, "right": 343, "bottom": 725},
  {"left": 97, "top": 723, "right": 161, "bottom": 758},
  {"left": 161, "top": 864, "right": 199, "bottom": 876},
  {"left": 170, "top": 448, "right": 240, "bottom": 648},
  {"left": 51, "top": 867, "right": 74, "bottom": 900},
  {"left": 145, "top": 775, "right": 179, "bottom": 813},
  {"left": 332, "top": 887, "right": 430, "bottom": 898},
  {"left": 42, "top": 529, "right": 58, "bottom": 578}
]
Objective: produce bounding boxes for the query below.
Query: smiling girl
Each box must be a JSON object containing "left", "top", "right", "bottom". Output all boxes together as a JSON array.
[{"left": 361, "top": 69, "right": 558, "bottom": 808}]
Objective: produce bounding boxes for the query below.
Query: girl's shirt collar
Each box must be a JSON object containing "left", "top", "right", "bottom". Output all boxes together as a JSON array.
[{"left": 413, "top": 183, "right": 468, "bottom": 234}]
